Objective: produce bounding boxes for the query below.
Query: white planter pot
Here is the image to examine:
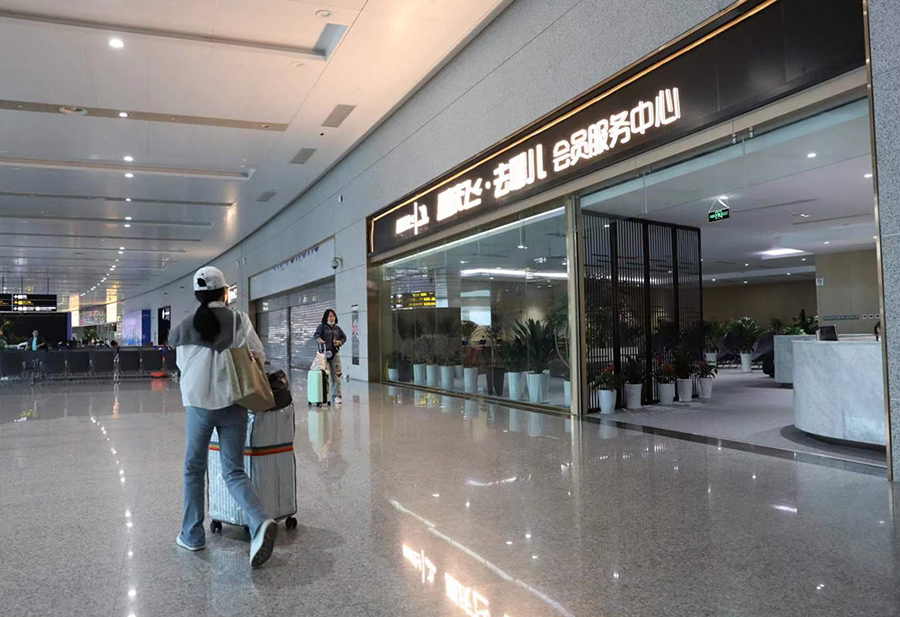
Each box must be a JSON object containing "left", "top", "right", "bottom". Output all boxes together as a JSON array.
[
  {"left": 658, "top": 382, "right": 676, "bottom": 406},
  {"left": 508, "top": 371, "right": 526, "bottom": 401},
  {"left": 527, "top": 373, "right": 544, "bottom": 403},
  {"left": 677, "top": 378, "right": 693, "bottom": 402},
  {"left": 463, "top": 367, "right": 479, "bottom": 393},
  {"left": 740, "top": 353, "right": 752, "bottom": 372},
  {"left": 564, "top": 380, "right": 571, "bottom": 407},
  {"left": 426, "top": 364, "right": 439, "bottom": 387},
  {"left": 625, "top": 383, "right": 643, "bottom": 409},
  {"left": 705, "top": 352, "right": 717, "bottom": 364},
  {"left": 698, "top": 377, "right": 714, "bottom": 399},
  {"left": 413, "top": 364, "right": 427, "bottom": 385},
  {"left": 597, "top": 389, "right": 616, "bottom": 414},
  {"left": 387, "top": 368, "right": 400, "bottom": 382},
  {"left": 541, "top": 371, "right": 550, "bottom": 402},
  {"left": 440, "top": 366, "right": 455, "bottom": 389},
  {"left": 454, "top": 365, "right": 464, "bottom": 379}
]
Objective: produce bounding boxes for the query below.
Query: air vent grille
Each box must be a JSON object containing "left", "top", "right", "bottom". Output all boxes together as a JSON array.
[
  {"left": 322, "top": 104, "right": 356, "bottom": 128},
  {"left": 256, "top": 190, "right": 277, "bottom": 203},
  {"left": 291, "top": 148, "right": 316, "bottom": 165}
]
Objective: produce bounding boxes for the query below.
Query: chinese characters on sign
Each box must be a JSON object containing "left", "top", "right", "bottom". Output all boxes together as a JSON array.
[
  {"left": 552, "top": 87, "right": 681, "bottom": 172},
  {"left": 389, "top": 88, "right": 681, "bottom": 242},
  {"left": 395, "top": 202, "right": 430, "bottom": 235},
  {"left": 402, "top": 545, "right": 437, "bottom": 585}
]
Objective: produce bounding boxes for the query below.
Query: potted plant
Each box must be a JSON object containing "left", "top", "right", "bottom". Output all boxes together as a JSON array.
[
  {"left": 703, "top": 321, "right": 725, "bottom": 364},
  {"left": 728, "top": 316, "right": 761, "bottom": 372},
  {"left": 697, "top": 359, "right": 717, "bottom": 399},
  {"left": 460, "top": 320, "right": 479, "bottom": 393},
  {"left": 591, "top": 363, "right": 619, "bottom": 414},
  {"left": 499, "top": 338, "right": 528, "bottom": 401},
  {"left": 483, "top": 309, "right": 506, "bottom": 396},
  {"left": 622, "top": 356, "right": 644, "bottom": 410},
  {"left": 673, "top": 345, "right": 696, "bottom": 403},
  {"left": 654, "top": 358, "right": 677, "bottom": 406},
  {"left": 385, "top": 354, "right": 400, "bottom": 382},
  {"left": 793, "top": 309, "right": 818, "bottom": 335},
  {"left": 437, "top": 316, "right": 460, "bottom": 389},
  {"left": 512, "top": 318, "right": 555, "bottom": 404}
]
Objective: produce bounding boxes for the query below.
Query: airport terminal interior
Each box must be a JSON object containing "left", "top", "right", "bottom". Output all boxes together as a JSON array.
[{"left": 2, "top": 0, "right": 900, "bottom": 616}]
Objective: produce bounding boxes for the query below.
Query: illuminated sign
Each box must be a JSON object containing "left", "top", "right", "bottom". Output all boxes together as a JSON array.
[
  {"left": 0, "top": 294, "right": 58, "bottom": 312},
  {"left": 708, "top": 207, "right": 730, "bottom": 222},
  {"left": 394, "top": 291, "right": 437, "bottom": 309},
  {"left": 367, "top": 0, "right": 866, "bottom": 255},
  {"left": 402, "top": 545, "right": 437, "bottom": 585}
]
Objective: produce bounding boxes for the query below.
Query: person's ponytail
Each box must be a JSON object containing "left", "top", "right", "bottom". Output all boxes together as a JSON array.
[{"left": 193, "top": 289, "right": 223, "bottom": 342}]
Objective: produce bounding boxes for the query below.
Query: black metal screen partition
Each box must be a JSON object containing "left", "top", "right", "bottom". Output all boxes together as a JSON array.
[{"left": 583, "top": 212, "right": 701, "bottom": 411}]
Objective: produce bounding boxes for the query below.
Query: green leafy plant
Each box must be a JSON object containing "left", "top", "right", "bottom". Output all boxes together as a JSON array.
[
  {"left": 590, "top": 363, "right": 620, "bottom": 391},
  {"left": 783, "top": 325, "right": 805, "bottom": 335},
  {"left": 769, "top": 317, "right": 785, "bottom": 335},
  {"left": 547, "top": 294, "right": 571, "bottom": 377},
  {"left": 672, "top": 346, "right": 697, "bottom": 379},
  {"left": 697, "top": 360, "right": 718, "bottom": 379},
  {"left": 793, "top": 309, "right": 818, "bottom": 335},
  {"left": 511, "top": 318, "right": 555, "bottom": 374},
  {"left": 460, "top": 320, "right": 478, "bottom": 368},
  {"left": 384, "top": 354, "right": 398, "bottom": 370},
  {"left": 703, "top": 320, "right": 726, "bottom": 353},
  {"left": 654, "top": 359, "right": 676, "bottom": 384},
  {"left": 498, "top": 338, "right": 528, "bottom": 373},
  {"left": 622, "top": 356, "right": 645, "bottom": 385},
  {"left": 728, "top": 316, "right": 762, "bottom": 354},
  {"left": 436, "top": 316, "right": 461, "bottom": 366}
]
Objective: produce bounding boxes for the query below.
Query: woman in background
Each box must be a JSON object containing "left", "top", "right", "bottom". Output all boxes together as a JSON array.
[{"left": 315, "top": 309, "right": 346, "bottom": 405}]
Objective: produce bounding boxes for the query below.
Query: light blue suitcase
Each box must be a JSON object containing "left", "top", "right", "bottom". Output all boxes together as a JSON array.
[{"left": 307, "top": 369, "right": 329, "bottom": 407}]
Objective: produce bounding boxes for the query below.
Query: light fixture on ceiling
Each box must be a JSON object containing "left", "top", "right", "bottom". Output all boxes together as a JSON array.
[
  {"left": 718, "top": 195, "right": 728, "bottom": 200},
  {"left": 125, "top": 216, "right": 132, "bottom": 221},
  {"left": 865, "top": 173, "right": 873, "bottom": 179},
  {"left": 123, "top": 155, "right": 133, "bottom": 162},
  {"left": 807, "top": 152, "right": 817, "bottom": 158},
  {"left": 743, "top": 281, "right": 748, "bottom": 284},
  {"left": 786, "top": 273, "right": 791, "bottom": 276},
  {"left": 824, "top": 241, "right": 830, "bottom": 245},
  {"left": 124, "top": 224, "right": 131, "bottom": 228},
  {"left": 798, "top": 213, "right": 810, "bottom": 218},
  {"left": 712, "top": 278, "right": 716, "bottom": 282},
  {"left": 118, "top": 112, "right": 129, "bottom": 118},
  {"left": 761, "top": 248, "right": 804, "bottom": 257},
  {"left": 801, "top": 258, "right": 807, "bottom": 261},
  {"left": 316, "top": 9, "right": 332, "bottom": 17},
  {"left": 125, "top": 198, "right": 131, "bottom": 202},
  {"left": 744, "top": 263, "right": 749, "bottom": 267},
  {"left": 124, "top": 173, "right": 134, "bottom": 179},
  {"left": 260, "top": 124, "right": 270, "bottom": 129},
  {"left": 58, "top": 105, "right": 89, "bottom": 116},
  {"left": 108, "top": 38, "right": 124, "bottom": 49}
]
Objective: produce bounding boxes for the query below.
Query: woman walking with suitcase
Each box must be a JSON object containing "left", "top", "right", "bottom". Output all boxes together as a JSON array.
[
  {"left": 168, "top": 266, "right": 278, "bottom": 567},
  {"left": 315, "top": 309, "right": 347, "bottom": 405}
]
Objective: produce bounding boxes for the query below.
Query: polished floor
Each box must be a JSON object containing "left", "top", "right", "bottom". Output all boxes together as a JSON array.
[
  {"left": 595, "top": 369, "right": 887, "bottom": 467},
  {"left": 2, "top": 376, "right": 900, "bottom": 617}
]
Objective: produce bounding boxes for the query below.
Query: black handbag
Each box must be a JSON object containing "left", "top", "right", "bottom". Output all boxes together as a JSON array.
[{"left": 267, "top": 370, "right": 293, "bottom": 411}]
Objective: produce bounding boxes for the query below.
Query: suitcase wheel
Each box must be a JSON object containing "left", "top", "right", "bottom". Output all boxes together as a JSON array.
[
  {"left": 285, "top": 516, "right": 298, "bottom": 530},
  {"left": 210, "top": 520, "right": 223, "bottom": 533}
]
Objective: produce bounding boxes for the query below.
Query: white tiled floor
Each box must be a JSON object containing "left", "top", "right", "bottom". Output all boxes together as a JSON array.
[{"left": 1, "top": 376, "right": 898, "bottom": 616}]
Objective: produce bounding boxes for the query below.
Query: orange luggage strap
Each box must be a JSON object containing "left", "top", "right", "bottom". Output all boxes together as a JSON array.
[{"left": 208, "top": 442, "right": 294, "bottom": 456}]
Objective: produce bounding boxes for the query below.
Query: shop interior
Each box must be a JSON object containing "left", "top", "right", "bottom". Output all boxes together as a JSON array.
[{"left": 581, "top": 91, "right": 884, "bottom": 466}]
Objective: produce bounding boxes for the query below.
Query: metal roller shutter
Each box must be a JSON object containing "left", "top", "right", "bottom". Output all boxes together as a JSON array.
[{"left": 290, "top": 280, "right": 336, "bottom": 370}]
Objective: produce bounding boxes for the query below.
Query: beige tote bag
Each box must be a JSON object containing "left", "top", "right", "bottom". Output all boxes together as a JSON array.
[{"left": 228, "top": 311, "right": 274, "bottom": 412}]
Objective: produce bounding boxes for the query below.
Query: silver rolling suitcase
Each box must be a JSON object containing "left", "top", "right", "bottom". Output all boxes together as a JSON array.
[{"left": 207, "top": 406, "right": 298, "bottom": 532}]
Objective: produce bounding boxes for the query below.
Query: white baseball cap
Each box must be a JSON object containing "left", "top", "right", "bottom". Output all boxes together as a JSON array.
[{"left": 193, "top": 266, "right": 227, "bottom": 291}]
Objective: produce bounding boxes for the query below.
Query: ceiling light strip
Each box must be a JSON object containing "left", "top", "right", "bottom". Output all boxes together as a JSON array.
[
  {"left": 0, "top": 10, "right": 327, "bottom": 61},
  {"left": 0, "top": 244, "right": 185, "bottom": 254},
  {"left": 0, "top": 191, "right": 233, "bottom": 207},
  {"left": 0, "top": 157, "right": 251, "bottom": 181},
  {"left": 0, "top": 214, "right": 213, "bottom": 228}
]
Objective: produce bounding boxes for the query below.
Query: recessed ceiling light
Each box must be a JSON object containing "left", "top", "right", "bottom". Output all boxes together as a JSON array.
[
  {"left": 718, "top": 195, "right": 728, "bottom": 200},
  {"left": 119, "top": 246, "right": 125, "bottom": 250},
  {"left": 316, "top": 9, "right": 332, "bottom": 17},
  {"left": 118, "top": 251, "right": 123, "bottom": 255},
  {"left": 807, "top": 152, "right": 816, "bottom": 158},
  {"left": 865, "top": 173, "right": 873, "bottom": 179},
  {"left": 761, "top": 248, "right": 804, "bottom": 257},
  {"left": 786, "top": 273, "right": 791, "bottom": 276},
  {"left": 743, "top": 281, "right": 748, "bottom": 284},
  {"left": 824, "top": 241, "right": 830, "bottom": 245},
  {"left": 115, "top": 259, "right": 119, "bottom": 262},
  {"left": 711, "top": 278, "right": 716, "bottom": 282},
  {"left": 260, "top": 124, "right": 270, "bottom": 129},
  {"left": 124, "top": 173, "right": 134, "bottom": 179},
  {"left": 58, "top": 105, "right": 88, "bottom": 116},
  {"left": 801, "top": 258, "right": 807, "bottom": 261},
  {"left": 744, "top": 263, "right": 749, "bottom": 267},
  {"left": 108, "top": 38, "right": 124, "bottom": 49},
  {"left": 118, "top": 111, "right": 129, "bottom": 118},
  {"left": 123, "top": 155, "right": 133, "bottom": 162},
  {"left": 517, "top": 244, "right": 527, "bottom": 250},
  {"left": 124, "top": 224, "right": 131, "bottom": 228},
  {"left": 125, "top": 197, "right": 131, "bottom": 202}
]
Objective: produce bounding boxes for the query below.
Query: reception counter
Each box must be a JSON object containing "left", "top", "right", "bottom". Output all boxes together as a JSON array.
[{"left": 793, "top": 339, "right": 885, "bottom": 446}]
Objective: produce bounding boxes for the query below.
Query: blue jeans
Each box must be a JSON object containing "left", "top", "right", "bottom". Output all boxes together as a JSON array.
[{"left": 181, "top": 405, "right": 270, "bottom": 547}]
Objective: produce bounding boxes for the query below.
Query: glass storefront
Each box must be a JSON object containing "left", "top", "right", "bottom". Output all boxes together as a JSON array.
[{"left": 376, "top": 205, "right": 573, "bottom": 410}]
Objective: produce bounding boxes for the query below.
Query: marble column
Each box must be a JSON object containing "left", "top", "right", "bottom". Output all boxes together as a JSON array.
[{"left": 868, "top": 0, "right": 900, "bottom": 479}]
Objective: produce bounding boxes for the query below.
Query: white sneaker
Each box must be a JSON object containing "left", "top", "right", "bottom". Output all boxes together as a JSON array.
[
  {"left": 250, "top": 519, "right": 278, "bottom": 567},
  {"left": 334, "top": 396, "right": 342, "bottom": 405},
  {"left": 176, "top": 534, "right": 206, "bottom": 552}
]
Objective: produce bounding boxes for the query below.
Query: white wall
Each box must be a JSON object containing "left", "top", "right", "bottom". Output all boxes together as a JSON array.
[{"left": 124, "top": 0, "right": 727, "bottom": 379}]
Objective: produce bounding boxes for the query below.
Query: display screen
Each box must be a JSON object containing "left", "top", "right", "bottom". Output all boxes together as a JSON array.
[
  {"left": 394, "top": 291, "right": 437, "bottom": 310},
  {"left": 0, "top": 293, "right": 58, "bottom": 312}
]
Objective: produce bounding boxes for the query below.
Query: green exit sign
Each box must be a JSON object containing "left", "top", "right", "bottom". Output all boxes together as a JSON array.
[{"left": 708, "top": 207, "right": 730, "bottom": 222}]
